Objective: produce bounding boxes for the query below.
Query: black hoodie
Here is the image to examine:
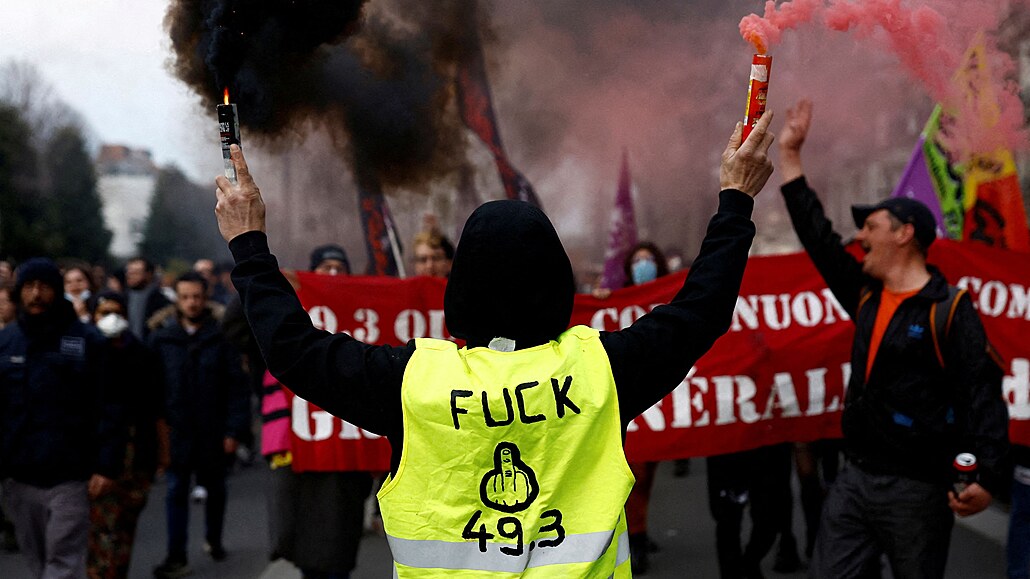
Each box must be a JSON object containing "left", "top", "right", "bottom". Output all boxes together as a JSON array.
[
  {"left": 445, "top": 200, "right": 575, "bottom": 349},
  {"left": 230, "top": 190, "right": 756, "bottom": 474}
]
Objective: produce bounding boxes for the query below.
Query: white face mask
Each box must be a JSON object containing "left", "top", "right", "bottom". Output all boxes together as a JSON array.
[{"left": 96, "top": 313, "right": 129, "bottom": 338}]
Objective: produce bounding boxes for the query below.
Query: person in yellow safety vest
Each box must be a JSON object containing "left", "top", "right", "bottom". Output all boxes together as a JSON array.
[{"left": 212, "top": 112, "right": 776, "bottom": 577}]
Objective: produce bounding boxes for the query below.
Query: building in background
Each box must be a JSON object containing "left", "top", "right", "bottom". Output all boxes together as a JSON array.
[{"left": 96, "top": 145, "right": 158, "bottom": 259}]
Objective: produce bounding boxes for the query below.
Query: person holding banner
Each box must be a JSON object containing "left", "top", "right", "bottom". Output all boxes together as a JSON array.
[
  {"left": 213, "top": 112, "right": 775, "bottom": 577},
  {"left": 777, "top": 99, "right": 1009, "bottom": 579}
]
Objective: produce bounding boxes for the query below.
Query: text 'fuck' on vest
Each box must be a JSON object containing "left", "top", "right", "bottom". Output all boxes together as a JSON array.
[{"left": 378, "top": 326, "right": 635, "bottom": 578}]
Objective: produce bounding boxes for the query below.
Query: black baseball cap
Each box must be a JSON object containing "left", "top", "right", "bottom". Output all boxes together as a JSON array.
[{"left": 852, "top": 197, "right": 937, "bottom": 249}]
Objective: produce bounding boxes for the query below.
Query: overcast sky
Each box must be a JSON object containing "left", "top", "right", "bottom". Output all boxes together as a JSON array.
[{"left": 0, "top": 0, "right": 218, "bottom": 179}]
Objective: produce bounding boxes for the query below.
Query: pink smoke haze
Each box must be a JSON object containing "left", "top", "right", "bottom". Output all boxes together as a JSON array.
[
  {"left": 739, "top": 0, "right": 822, "bottom": 53},
  {"left": 823, "top": 0, "right": 1028, "bottom": 155},
  {"left": 232, "top": 1, "right": 1028, "bottom": 274},
  {"left": 738, "top": 0, "right": 1027, "bottom": 156}
]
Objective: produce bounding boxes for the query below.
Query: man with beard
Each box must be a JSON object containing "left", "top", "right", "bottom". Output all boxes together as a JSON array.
[
  {"left": 776, "top": 99, "right": 1008, "bottom": 579},
  {"left": 0, "top": 258, "right": 124, "bottom": 579},
  {"left": 124, "top": 257, "right": 171, "bottom": 341},
  {"left": 150, "top": 272, "right": 250, "bottom": 579},
  {"left": 213, "top": 112, "right": 775, "bottom": 577}
]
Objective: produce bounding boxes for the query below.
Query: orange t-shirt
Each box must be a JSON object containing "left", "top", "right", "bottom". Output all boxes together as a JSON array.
[{"left": 866, "top": 288, "right": 920, "bottom": 377}]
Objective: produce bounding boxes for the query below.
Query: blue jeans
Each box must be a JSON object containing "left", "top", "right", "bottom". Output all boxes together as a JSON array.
[
  {"left": 164, "top": 464, "right": 227, "bottom": 559},
  {"left": 1009, "top": 477, "right": 1030, "bottom": 579}
]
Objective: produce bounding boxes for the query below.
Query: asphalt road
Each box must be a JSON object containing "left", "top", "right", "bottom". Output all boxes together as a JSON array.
[{"left": 0, "top": 460, "right": 1012, "bottom": 578}]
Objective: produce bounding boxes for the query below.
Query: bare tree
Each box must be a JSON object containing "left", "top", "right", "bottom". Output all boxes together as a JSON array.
[{"left": 0, "top": 61, "right": 84, "bottom": 149}]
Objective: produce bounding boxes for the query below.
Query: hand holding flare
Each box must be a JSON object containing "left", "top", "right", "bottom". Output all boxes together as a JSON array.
[
  {"left": 720, "top": 111, "right": 775, "bottom": 199},
  {"left": 215, "top": 145, "right": 266, "bottom": 243},
  {"left": 217, "top": 88, "right": 241, "bottom": 184}
]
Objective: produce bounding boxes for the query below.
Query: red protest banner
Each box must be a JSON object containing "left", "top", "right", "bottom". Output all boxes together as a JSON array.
[{"left": 283, "top": 240, "right": 1030, "bottom": 471}]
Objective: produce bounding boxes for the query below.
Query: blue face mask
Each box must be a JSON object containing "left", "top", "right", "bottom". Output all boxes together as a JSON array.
[
  {"left": 631, "top": 259, "right": 658, "bottom": 285},
  {"left": 65, "top": 290, "right": 91, "bottom": 302}
]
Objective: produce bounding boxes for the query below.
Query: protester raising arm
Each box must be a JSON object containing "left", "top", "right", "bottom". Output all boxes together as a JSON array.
[
  {"left": 216, "top": 146, "right": 409, "bottom": 439},
  {"left": 777, "top": 99, "right": 866, "bottom": 316},
  {"left": 603, "top": 112, "right": 775, "bottom": 420},
  {"left": 217, "top": 108, "right": 775, "bottom": 436}
]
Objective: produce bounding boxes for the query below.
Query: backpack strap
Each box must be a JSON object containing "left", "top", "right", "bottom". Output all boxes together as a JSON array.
[
  {"left": 930, "top": 286, "right": 965, "bottom": 368},
  {"left": 856, "top": 287, "right": 874, "bottom": 316}
]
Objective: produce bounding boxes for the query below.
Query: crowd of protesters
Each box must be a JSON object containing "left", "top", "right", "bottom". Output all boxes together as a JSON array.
[
  {"left": 0, "top": 254, "right": 250, "bottom": 579},
  {"left": 0, "top": 215, "right": 463, "bottom": 579},
  {"left": 0, "top": 119, "right": 1026, "bottom": 579}
]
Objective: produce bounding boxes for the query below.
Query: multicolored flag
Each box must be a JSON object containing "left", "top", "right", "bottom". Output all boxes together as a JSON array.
[
  {"left": 962, "top": 150, "right": 1030, "bottom": 250},
  {"left": 893, "top": 34, "right": 1028, "bottom": 252},
  {"left": 905, "top": 105, "right": 962, "bottom": 238},
  {"left": 600, "top": 150, "right": 638, "bottom": 290},
  {"left": 357, "top": 178, "right": 405, "bottom": 277},
  {"left": 456, "top": 26, "right": 543, "bottom": 208}
]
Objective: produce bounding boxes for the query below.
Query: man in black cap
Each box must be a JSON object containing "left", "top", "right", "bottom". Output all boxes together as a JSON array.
[
  {"left": 213, "top": 112, "right": 775, "bottom": 577},
  {"left": 0, "top": 258, "right": 124, "bottom": 579},
  {"left": 777, "top": 99, "right": 1008, "bottom": 579},
  {"left": 309, "top": 244, "right": 351, "bottom": 276}
]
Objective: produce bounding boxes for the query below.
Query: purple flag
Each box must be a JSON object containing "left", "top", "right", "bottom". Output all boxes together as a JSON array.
[
  {"left": 890, "top": 136, "right": 947, "bottom": 239},
  {"left": 600, "top": 150, "right": 638, "bottom": 290}
]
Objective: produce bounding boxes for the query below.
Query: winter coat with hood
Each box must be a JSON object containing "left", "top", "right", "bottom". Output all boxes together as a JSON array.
[
  {"left": 228, "top": 191, "right": 757, "bottom": 475},
  {"left": 0, "top": 261, "right": 124, "bottom": 487}
]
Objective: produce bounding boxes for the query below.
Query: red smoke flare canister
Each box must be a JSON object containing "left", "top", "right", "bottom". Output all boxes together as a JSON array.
[
  {"left": 742, "top": 54, "right": 772, "bottom": 141},
  {"left": 217, "top": 88, "right": 241, "bottom": 184}
]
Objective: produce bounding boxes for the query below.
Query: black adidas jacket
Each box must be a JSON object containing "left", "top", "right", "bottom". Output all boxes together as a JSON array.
[{"left": 781, "top": 176, "right": 1009, "bottom": 494}]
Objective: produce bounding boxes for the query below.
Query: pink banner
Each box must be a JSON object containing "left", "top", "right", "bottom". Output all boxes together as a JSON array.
[{"left": 285, "top": 240, "right": 1030, "bottom": 471}]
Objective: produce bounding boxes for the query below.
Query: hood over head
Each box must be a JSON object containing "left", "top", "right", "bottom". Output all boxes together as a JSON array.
[
  {"left": 14, "top": 258, "right": 64, "bottom": 302},
  {"left": 444, "top": 201, "right": 575, "bottom": 349}
]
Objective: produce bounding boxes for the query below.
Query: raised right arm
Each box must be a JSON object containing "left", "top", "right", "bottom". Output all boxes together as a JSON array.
[
  {"left": 217, "top": 147, "right": 410, "bottom": 436},
  {"left": 778, "top": 100, "right": 866, "bottom": 315}
]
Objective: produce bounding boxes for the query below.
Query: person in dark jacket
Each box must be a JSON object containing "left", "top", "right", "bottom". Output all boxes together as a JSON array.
[
  {"left": 149, "top": 272, "right": 250, "bottom": 579},
  {"left": 87, "top": 291, "right": 170, "bottom": 579},
  {"left": 124, "top": 257, "right": 171, "bottom": 342},
  {"left": 0, "top": 258, "right": 124, "bottom": 579},
  {"left": 212, "top": 113, "right": 775, "bottom": 576},
  {"left": 777, "top": 99, "right": 1009, "bottom": 579}
]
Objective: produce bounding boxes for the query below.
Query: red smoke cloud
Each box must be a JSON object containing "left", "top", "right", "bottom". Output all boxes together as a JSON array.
[
  {"left": 738, "top": 0, "right": 1027, "bottom": 158},
  {"left": 823, "top": 0, "right": 1027, "bottom": 157},
  {"left": 740, "top": 0, "right": 822, "bottom": 54}
]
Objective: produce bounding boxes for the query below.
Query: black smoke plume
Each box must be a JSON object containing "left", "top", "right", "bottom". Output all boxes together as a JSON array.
[{"left": 166, "top": 0, "right": 477, "bottom": 190}]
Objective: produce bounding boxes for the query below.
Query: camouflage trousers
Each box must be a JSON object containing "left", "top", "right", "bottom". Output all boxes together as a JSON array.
[{"left": 87, "top": 469, "right": 153, "bottom": 579}]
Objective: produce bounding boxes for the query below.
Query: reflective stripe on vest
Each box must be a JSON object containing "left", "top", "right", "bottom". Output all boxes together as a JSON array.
[
  {"left": 379, "top": 326, "right": 635, "bottom": 578},
  {"left": 387, "top": 529, "right": 629, "bottom": 572}
]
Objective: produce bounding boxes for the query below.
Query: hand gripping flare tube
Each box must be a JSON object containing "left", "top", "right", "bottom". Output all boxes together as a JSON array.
[
  {"left": 217, "top": 88, "right": 241, "bottom": 184},
  {"left": 742, "top": 54, "right": 772, "bottom": 141}
]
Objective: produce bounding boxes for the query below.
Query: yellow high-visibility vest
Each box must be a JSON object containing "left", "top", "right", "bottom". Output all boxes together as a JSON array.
[{"left": 378, "top": 325, "right": 634, "bottom": 578}]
